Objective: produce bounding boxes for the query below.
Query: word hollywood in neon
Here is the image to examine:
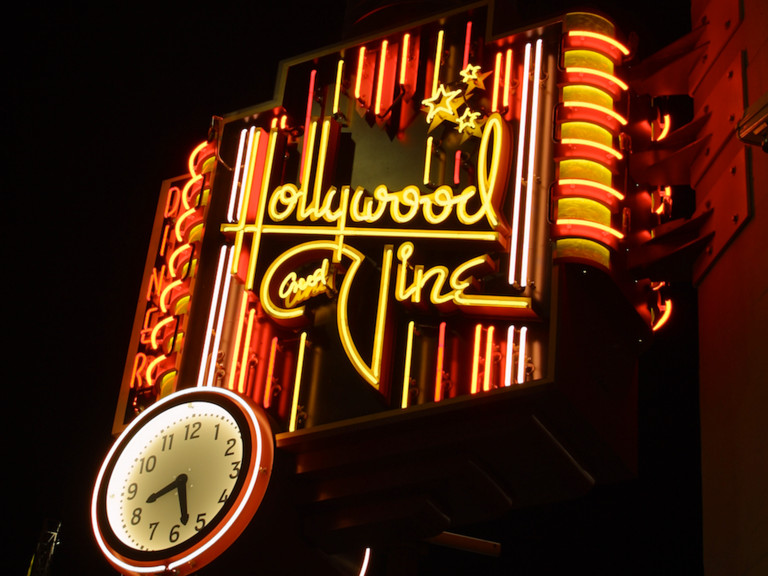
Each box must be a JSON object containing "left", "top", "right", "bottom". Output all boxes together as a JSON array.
[{"left": 115, "top": 7, "right": 636, "bottom": 433}]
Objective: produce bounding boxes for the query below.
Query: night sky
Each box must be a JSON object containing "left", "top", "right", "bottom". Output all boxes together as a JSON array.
[{"left": 7, "top": 2, "right": 697, "bottom": 575}]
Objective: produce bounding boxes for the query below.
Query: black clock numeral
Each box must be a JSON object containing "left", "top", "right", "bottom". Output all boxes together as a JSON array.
[
  {"left": 184, "top": 421, "right": 201, "bottom": 440},
  {"left": 229, "top": 461, "right": 241, "bottom": 479},
  {"left": 127, "top": 483, "right": 138, "bottom": 500},
  {"left": 139, "top": 455, "right": 156, "bottom": 474},
  {"left": 218, "top": 489, "right": 229, "bottom": 503},
  {"left": 161, "top": 433, "right": 174, "bottom": 451},
  {"left": 169, "top": 524, "right": 180, "bottom": 543},
  {"left": 131, "top": 508, "right": 142, "bottom": 525},
  {"left": 214, "top": 423, "right": 220, "bottom": 441},
  {"left": 149, "top": 522, "right": 159, "bottom": 540},
  {"left": 224, "top": 438, "right": 237, "bottom": 456},
  {"left": 195, "top": 513, "right": 207, "bottom": 532}
]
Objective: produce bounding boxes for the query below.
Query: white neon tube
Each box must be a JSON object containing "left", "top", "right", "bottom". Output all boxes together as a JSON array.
[
  {"left": 520, "top": 39, "right": 543, "bottom": 288},
  {"left": 508, "top": 43, "right": 532, "bottom": 285}
]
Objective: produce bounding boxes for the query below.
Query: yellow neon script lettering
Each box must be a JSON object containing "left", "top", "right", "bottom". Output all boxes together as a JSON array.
[
  {"left": 278, "top": 258, "right": 335, "bottom": 308},
  {"left": 395, "top": 242, "right": 488, "bottom": 308},
  {"left": 265, "top": 112, "right": 509, "bottom": 230}
]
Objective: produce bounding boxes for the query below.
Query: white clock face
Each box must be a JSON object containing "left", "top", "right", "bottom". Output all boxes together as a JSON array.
[{"left": 104, "top": 400, "right": 247, "bottom": 552}]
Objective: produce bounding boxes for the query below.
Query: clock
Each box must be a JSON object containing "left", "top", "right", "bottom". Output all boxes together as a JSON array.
[{"left": 91, "top": 387, "right": 273, "bottom": 576}]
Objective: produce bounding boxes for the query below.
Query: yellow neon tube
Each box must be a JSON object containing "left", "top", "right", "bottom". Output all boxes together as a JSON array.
[
  {"left": 423, "top": 136, "right": 433, "bottom": 185},
  {"left": 375, "top": 40, "right": 388, "bottom": 116},
  {"left": 431, "top": 29, "right": 444, "bottom": 97},
  {"left": 471, "top": 324, "right": 482, "bottom": 394},
  {"left": 289, "top": 332, "right": 307, "bottom": 432},
  {"left": 492, "top": 51, "right": 502, "bottom": 112},
  {"left": 227, "top": 291, "right": 249, "bottom": 390},
  {"left": 503, "top": 48, "right": 512, "bottom": 109},
  {"left": 402, "top": 321, "right": 415, "bottom": 408},
  {"left": 333, "top": 59, "right": 344, "bottom": 115}
]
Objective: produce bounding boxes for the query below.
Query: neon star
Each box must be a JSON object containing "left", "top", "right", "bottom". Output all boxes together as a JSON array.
[
  {"left": 460, "top": 64, "right": 481, "bottom": 84},
  {"left": 422, "top": 84, "right": 463, "bottom": 124},
  {"left": 457, "top": 107, "right": 481, "bottom": 134}
]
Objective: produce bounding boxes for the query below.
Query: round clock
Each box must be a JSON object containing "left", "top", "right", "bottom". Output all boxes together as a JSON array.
[{"left": 91, "top": 387, "right": 273, "bottom": 576}]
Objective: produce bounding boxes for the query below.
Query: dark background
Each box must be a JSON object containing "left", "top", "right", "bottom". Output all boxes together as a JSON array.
[{"left": 7, "top": 1, "right": 698, "bottom": 574}]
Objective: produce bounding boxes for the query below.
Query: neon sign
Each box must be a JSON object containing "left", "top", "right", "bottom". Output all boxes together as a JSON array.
[{"left": 115, "top": 8, "right": 642, "bottom": 434}]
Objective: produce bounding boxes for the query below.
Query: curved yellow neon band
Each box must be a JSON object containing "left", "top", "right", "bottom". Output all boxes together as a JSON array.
[
  {"left": 159, "top": 280, "right": 184, "bottom": 314},
  {"left": 145, "top": 354, "right": 167, "bottom": 388},
  {"left": 174, "top": 206, "right": 198, "bottom": 243},
  {"left": 654, "top": 114, "right": 671, "bottom": 141},
  {"left": 168, "top": 243, "right": 193, "bottom": 278},
  {"left": 562, "top": 101, "right": 627, "bottom": 125},
  {"left": 565, "top": 67, "right": 628, "bottom": 91},
  {"left": 556, "top": 218, "right": 624, "bottom": 239},
  {"left": 568, "top": 30, "right": 630, "bottom": 56},
  {"left": 653, "top": 299, "right": 673, "bottom": 331},
  {"left": 474, "top": 112, "right": 506, "bottom": 229},
  {"left": 561, "top": 137, "right": 623, "bottom": 160},
  {"left": 558, "top": 178, "right": 625, "bottom": 201},
  {"left": 150, "top": 316, "right": 176, "bottom": 351}
]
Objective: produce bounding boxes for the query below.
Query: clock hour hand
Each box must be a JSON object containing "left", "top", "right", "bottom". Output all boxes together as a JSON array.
[
  {"left": 146, "top": 477, "right": 179, "bottom": 503},
  {"left": 146, "top": 474, "right": 189, "bottom": 524}
]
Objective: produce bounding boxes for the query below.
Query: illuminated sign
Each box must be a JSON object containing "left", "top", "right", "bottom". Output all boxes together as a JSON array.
[{"left": 114, "top": 7, "right": 635, "bottom": 435}]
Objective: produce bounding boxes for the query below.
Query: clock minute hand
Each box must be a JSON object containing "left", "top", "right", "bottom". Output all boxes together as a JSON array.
[{"left": 176, "top": 473, "right": 189, "bottom": 525}]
